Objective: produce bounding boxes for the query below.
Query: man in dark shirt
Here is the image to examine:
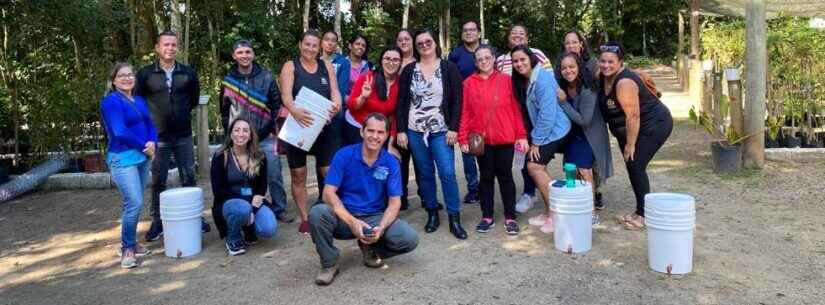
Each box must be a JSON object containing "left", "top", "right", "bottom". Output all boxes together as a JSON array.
[
  {"left": 135, "top": 30, "right": 209, "bottom": 241},
  {"left": 447, "top": 20, "right": 485, "bottom": 205},
  {"left": 309, "top": 113, "right": 419, "bottom": 286}
]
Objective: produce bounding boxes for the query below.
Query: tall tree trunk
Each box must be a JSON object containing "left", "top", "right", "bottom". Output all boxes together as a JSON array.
[
  {"left": 479, "top": 0, "right": 484, "bottom": 42},
  {"left": 183, "top": 0, "right": 190, "bottom": 64},
  {"left": 129, "top": 0, "right": 137, "bottom": 54},
  {"left": 642, "top": 20, "right": 648, "bottom": 56},
  {"left": 0, "top": 10, "right": 19, "bottom": 166},
  {"left": 153, "top": 0, "right": 165, "bottom": 33},
  {"left": 302, "top": 0, "right": 310, "bottom": 32},
  {"left": 334, "top": 0, "right": 342, "bottom": 39},
  {"left": 438, "top": 1, "right": 451, "bottom": 56},
  {"left": 170, "top": 0, "right": 182, "bottom": 32},
  {"left": 402, "top": 0, "right": 410, "bottom": 29},
  {"left": 135, "top": 0, "right": 158, "bottom": 54}
]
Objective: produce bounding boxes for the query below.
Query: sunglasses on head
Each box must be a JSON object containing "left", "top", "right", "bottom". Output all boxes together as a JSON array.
[{"left": 600, "top": 45, "right": 621, "bottom": 53}]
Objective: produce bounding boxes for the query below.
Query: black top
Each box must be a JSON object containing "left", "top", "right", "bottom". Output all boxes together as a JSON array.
[
  {"left": 135, "top": 61, "right": 200, "bottom": 141},
  {"left": 210, "top": 150, "right": 269, "bottom": 239},
  {"left": 292, "top": 57, "right": 332, "bottom": 100},
  {"left": 598, "top": 68, "right": 670, "bottom": 139},
  {"left": 396, "top": 59, "right": 463, "bottom": 133}
]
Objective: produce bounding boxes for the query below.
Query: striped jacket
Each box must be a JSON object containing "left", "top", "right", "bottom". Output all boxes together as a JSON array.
[{"left": 219, "top": 63, "right": 282, "bottom": 138}]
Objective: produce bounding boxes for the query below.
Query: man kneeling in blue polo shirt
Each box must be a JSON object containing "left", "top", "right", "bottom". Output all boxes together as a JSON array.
[{"left": 309, "top": 113, "right": 419, "bottom": 286}]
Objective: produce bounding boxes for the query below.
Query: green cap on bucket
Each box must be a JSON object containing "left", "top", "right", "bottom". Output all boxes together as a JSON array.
[{"left": 563, "top": 163, "right": 577, "bottom": 188}]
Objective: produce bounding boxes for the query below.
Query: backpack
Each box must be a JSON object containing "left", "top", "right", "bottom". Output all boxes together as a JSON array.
[{"left": 631, "top": 68, "right": 662, "bottom": 98}]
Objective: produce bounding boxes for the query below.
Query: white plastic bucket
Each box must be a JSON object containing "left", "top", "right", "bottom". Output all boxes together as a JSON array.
[
  {"left": 645, "top": 192, "right": 696, "bottom": 275},
  {"left": 159, "top": 187, "right": 203, "bottom": 258},
  {"left": 549, "top": 180, "right": 593, "bottom": 253}
]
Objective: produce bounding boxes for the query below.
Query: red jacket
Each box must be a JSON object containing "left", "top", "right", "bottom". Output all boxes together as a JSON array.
[
  {"left": 459, "top": 71, "right": 527, "bottom": 146},
  {"left": 346, "top": 71, "right": 399, "bottom": 136}
]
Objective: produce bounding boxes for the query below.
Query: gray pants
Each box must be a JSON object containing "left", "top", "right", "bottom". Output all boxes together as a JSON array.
[{"left": 309, "top": 204, "right": 419, "bottom": 268}]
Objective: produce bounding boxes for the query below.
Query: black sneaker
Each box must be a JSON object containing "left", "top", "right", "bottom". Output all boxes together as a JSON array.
[
  {"left": 225, "top": 240, "right": 247, "bottom": 256},
  {"left": 594, "top": 192, "right": 605, "bottom": 210},
  {"left": 475, "top": 218, "right": 495, "bottom": 233},
  {"left": 145, "top": 220, "right": 163, "bottom": 242},
  {"left": 504, "top": 220, "right": 520, "bottom": 235},
  {"left": 463, "top": 191, "right": 480, "bottom": 204},
  {"left": 201, "top": 218, "right": 212, "bottom": 233}
]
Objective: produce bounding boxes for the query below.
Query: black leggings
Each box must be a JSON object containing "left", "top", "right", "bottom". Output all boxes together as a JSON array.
[
  {"left": 393, "top": 141, "right": 414, "bottom": 207},
  {"left": 477, "top": 144, "right": 517, "bottom": 220},
  {"left": 617, "top": 116, "right": 673, "bottom": 217}
]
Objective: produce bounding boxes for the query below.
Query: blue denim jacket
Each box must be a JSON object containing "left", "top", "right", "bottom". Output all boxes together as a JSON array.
[{"left": 526, "top": 67, "right": 570, "bottom": 145}]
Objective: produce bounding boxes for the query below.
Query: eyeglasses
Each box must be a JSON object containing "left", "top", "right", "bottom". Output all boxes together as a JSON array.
[
  {"left": 600, "top": 45, "right": 621, "bottom": 53},
  {"left": 382, "top": 57, "right": 401, "bottom": 63},
  {"left": 416, "top": 40, "right": 434, "bottom": 48},
  {"left": 475, "top": 55, "right": 494, "bottom": 63},
  {"left": 116, "top": 73, "right": 135, "bottom": 79}
]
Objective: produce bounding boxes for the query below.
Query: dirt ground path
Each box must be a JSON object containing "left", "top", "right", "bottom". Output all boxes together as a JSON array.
[{"left": 1, "top": 67, "right": 824, "bottom": 305}]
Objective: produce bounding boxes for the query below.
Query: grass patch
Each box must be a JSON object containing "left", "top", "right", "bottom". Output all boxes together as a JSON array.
[{"left": 668, "top": 165, "right": 707, "bottom": 178}]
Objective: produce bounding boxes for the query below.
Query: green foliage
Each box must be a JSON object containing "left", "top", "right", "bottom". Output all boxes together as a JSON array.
[
  {"left": 689, "top": 106, "right": 751, "bottom": 146},
  {"left": 0, "top": 0, "right": 686, "bottom": 166},
  {"left": 624, "top": 56, "right": 666, "bottom": 68},
  {"left": 702, "top": 16, "right": 825, "bottom": 141}
]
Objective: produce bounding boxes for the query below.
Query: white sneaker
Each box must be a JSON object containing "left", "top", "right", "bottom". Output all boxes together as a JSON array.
[{"left": 515, "top": 194, "right": 535, "bottom": 213}]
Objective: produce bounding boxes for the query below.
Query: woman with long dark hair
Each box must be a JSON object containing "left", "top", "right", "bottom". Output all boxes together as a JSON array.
[
  {"left": 100, "top": 62, "right": 157, "bottom": 268},
  {"left": 555, "top": 52, "right": 613, "bottom": 225},
  {"left": 561, "top": 30, "right": 598, "bottom": 79},
  {"left": 597, "top": 42, "right": 673, "bottom": 230},
  {"left": 211, "top": 118, "right": 277, "bottom": 256},
  {"left": 510, "top": 45, "right": 571, "bottom": 234},
  {"left": 396, "top": 29, "right": 468, "bottom": 239},
  {"left": 279, "top": 30, "right": 343, "bottom": 234},
  {"left": 459, "top": 45, "right": 528, "bottom": 235},
  {"left": 344, "top": 47, "right": 403, "bottom": 147}
]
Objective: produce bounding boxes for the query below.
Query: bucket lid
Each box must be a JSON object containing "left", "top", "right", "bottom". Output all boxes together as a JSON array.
[
  {"left": 644, "top": 193, "right": 695, "bottom": 211},
  {"left": 160, "top": 187, "right": 203, "bottom": 200}
]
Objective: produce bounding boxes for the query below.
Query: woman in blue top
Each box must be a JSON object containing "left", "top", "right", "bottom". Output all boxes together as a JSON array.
[
  {"left": 511, "top": 45, "right": 571, "bottom": 234},
  {"left": 100, "top": 62, "right": 158, "bottom": 269}
]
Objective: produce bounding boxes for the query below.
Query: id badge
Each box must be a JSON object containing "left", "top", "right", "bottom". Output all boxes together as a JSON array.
[{"left": 241, "top": 187, "right": 253, "bottom": 196}]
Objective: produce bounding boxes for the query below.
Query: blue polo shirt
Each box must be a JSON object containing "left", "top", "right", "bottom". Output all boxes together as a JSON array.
[{"left": 324, "top": 144, "right": 402, "bottom": 216}]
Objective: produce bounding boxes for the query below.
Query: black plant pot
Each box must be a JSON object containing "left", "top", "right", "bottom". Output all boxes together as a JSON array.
[
  {"left": 711, "top": 142, "right": 742, "bottom": 173},
  {"left": 0, "top": 165, "right": 9, "bottom": 184},
  {"left": 785, "top": 136, "right": 802, "bottom": 148},
  {"left": 764, "top": 131, "right": 781, "bottom": 148}
]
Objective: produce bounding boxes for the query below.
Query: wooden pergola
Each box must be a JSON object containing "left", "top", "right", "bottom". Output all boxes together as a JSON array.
[{"left": 677, "top": 0, "right": 824, "bottom": 169}]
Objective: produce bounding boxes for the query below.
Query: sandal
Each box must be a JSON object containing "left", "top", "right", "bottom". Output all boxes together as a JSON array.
[
  {"left": 622, "top": 215, "right": 646, "bottom": 231},
  {"left": 615, "top": 214, "right": 633, "bottom": 224}
]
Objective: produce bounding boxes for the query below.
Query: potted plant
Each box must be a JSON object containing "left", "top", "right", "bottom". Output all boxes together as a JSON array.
[
  {"left": 689, "top": 106, "right": 752, "bottom": 173},
  {"left": 764, "top": 115, "right": 783, "bottom": 148}
]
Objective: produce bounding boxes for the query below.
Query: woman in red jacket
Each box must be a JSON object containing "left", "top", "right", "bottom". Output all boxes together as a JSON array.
[
  {"left": 459, "top": 45, "right": 529, "bottom": 235},
  {"left": 344, "top": 47, "right": 402, "bottom": 152}
]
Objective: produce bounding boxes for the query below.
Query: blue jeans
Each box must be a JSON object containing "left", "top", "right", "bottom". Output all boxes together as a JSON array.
[
  {"left": 406, "top": 131, "right": 461, "bottom": 214},
  {"left": 151, "top": 136, "right": 197, "bottom": 221},
  {"left": 222, "top": 199, "right": 278, "bottom": 244},
  {"left": 522, "top": 163, "right": 536, "bottom": 197},
  {"left": 260, "top": 137, "right": 288, "bottom": 215},
  {"left": 309, "top": 204, "right": 419, "bottom": 268},
  {"left": 110, "top": 160, "right": 150, "bottom": 251},
  {"left": 461, "top": 152, "right": 479, "bottom": 193}
]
